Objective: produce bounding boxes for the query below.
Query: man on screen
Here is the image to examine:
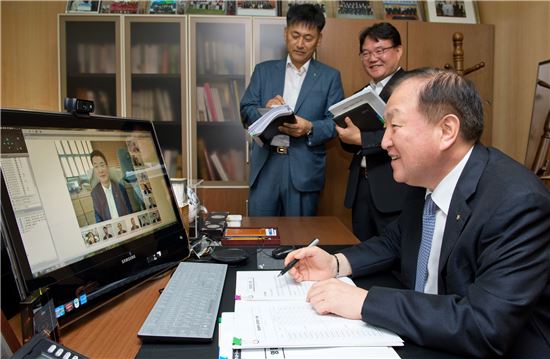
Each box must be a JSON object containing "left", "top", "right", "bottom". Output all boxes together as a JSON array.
[{"left": 90, "top": 149, "right": 133, "bottom": 222}]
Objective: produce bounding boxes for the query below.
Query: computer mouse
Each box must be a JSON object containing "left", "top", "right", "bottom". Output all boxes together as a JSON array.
[{"left": 271, "top": 246, "right": 294, "bottom": 260}]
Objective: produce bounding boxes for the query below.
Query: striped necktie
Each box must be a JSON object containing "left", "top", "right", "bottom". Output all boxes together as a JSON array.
[{"left": 415, "top": 194, "right": 437, "bottom": 292}]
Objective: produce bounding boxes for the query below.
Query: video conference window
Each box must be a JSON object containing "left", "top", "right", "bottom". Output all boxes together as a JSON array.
[{"left": 1, "top": 127, "right": 177, "bottom": 278}]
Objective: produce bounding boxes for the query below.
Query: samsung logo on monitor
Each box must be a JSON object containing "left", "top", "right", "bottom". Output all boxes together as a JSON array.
[{"left": 121, "top": 253, "right": 136, "bottom": 264}]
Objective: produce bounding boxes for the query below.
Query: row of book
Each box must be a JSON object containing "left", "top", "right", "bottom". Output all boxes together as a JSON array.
[
  {"left": 197, "top": 139, "right": 245, "bottom": 181},
  {"left": 196, "top": 81, "right": 241, "bottom": 122},
  {"left": 131, "top": 43, "right": 180, "bottom": 74},
  {"left": 196, "top": 39, "right": 246, "bottom": 76},
  {"left": 132, "top": 88, "right": 175, "bottom": 122},
  {"left": 73, "top": 43, "right": 116, "bottom": 74},
  {"left": 162, "top": 149, "right": 182, "bottom": 178}
]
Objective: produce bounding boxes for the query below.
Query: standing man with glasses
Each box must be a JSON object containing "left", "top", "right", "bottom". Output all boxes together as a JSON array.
[
  {"left": 336, "top": 22, "right": 409, "bottom": 242},
  {"left": 284, "top": 68, "right": 550, "bottom": 358},
  {"left": 240, "top": 4, "right": 344, "bottom": 216}
]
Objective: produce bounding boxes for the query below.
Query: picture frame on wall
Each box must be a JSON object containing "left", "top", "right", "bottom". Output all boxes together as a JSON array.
[
  {"left": 425, "top": 0, "right": 478, "bottom": 24},
  {"left": 236, "top": 1, "right": 278, "bottom": 16},
  {"left": 335, "top": 1, "right": 376, "bottom": 19},
  {"left": 66, "top": 0, "right": 100, "bottom": 13},
  {"left": 383, "top": 0, "right": 422, "bottom": 20}
]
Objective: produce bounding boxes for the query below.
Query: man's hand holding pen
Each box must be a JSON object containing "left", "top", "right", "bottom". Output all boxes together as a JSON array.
[
  {"left": 283, "top": 245, "right": 368, "bottom": 320},
  {"left": 265, "top": 95, "right": 313, "bottom": 138}
]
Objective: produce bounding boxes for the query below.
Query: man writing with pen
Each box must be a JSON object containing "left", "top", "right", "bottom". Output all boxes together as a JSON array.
[{"left": 283, "top": 69, "right": 550, "bottom": 358}]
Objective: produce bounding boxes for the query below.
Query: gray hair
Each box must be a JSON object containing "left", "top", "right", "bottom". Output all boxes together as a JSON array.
[{"left": 393, "top": 68, "right": 484, "bottom": 143}]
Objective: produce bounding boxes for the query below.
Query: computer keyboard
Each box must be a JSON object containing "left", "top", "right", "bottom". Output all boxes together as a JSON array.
[{"left": 138, "top": 261, "right": 227, "bottom": 342}]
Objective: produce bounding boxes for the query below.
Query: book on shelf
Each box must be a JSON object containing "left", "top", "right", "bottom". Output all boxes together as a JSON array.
[
  {"left": 203, "top": 82, "right": 219, "bottom": 121},
  {"left": 247, "top": 105, "right": 297, "bottom": 147},
  {"left": 196, "top": 86, "right": 208, "bottom": 122},
  {"left": 329, "top": 86, "right": 386, "bottom": 132},
  {"left": 221, "top": 227, "right": 280, "bottom": 247},
  {"left": 209, "top": 151, "right": 229, "bottom": 181}
]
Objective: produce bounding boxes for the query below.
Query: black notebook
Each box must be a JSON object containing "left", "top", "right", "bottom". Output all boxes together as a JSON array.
[
  {"left": 329, "top": 87, "right": 386, "bottom": 132},
  {"left": 248, "top": 105, "right": 297, "bottom": 146}
]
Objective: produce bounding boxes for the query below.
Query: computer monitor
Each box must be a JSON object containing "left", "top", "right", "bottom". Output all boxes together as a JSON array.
[{"left": 0, "top": 108, "right": 190, "bottom": 326}]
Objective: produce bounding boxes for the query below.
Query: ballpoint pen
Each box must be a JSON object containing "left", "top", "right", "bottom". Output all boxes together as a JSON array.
[{"left": 277, "top": 238, "right": 319, "bottom": 277}]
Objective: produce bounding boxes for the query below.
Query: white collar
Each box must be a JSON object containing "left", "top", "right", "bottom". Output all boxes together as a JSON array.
[{"left": 429, "top": 146, "right": 474, "bottom": 215}]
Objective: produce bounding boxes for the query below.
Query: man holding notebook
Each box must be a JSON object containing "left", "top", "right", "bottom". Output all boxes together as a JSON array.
[
  {"left": 240, "top": 3, "right": 343, "bottom": 216},
  {"left": 337, "top": 23, "right": 409, "bottom": 242}
]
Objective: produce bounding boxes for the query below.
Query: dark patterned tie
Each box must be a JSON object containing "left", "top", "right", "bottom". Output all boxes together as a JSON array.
[{"left": 415, "top": 194, "right": 437, "bottom": 292}]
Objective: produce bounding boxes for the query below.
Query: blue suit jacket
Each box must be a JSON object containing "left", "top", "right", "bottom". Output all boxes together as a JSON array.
[
  {"left": 240, "top": 59, "right": 344, "bottom": 192},
  {"left": 342, "top": 144, "right": 550, "bottom": 358}
]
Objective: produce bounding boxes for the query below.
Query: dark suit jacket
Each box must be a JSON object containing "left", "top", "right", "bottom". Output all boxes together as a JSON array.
[
  {"left": 342, "top": 144, "right": 550, "bottom": 358},
  {"left": 91, "top": 180, "right": 132, "bottom": 222},
  {"left": 342, "top": 68, "right": 408, "bottom": 213},
  {"left": 240, "top": 59, "right": 344, "bottom": 192}
]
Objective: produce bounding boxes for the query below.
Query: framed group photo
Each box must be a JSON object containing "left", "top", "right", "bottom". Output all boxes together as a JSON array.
[
  {"left": 425, "top": 0, "right": 478, "bottom": 24},
  {"left": 66, "top": 0, "right": 100, "bottom": 13},
  {"left": 383, "top": 0, "right": 423, "bottom": 21}
]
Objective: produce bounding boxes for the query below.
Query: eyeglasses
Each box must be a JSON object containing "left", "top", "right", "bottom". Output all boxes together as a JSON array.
[{"left": 359, "top": 46, "right": 396, "bottom": 60}]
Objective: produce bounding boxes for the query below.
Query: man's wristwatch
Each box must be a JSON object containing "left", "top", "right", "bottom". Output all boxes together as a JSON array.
[{"left": 306, "top": 122, "right": 313, "bottom": 136}]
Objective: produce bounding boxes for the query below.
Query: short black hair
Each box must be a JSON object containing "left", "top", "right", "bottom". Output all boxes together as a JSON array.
[
  {"left": 286, "top": 3, "right": 325, "bottom": 32},
  {"left": 90, "top": 149, "right": 107, "bottom": 164},
  {"left": 359, "top": 22, "right": 402, "bottom": 53}
]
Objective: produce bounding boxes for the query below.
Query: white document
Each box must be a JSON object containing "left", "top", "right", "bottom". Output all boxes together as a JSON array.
[
  {"left": 235, "top": 270, "right": 355, "bottom": 301},
  {"left": 328, "top": 86, "right": 385, "bottom": 119},
  {"left": 219, "top": 312, "right": 401, "bottom": 359},
  {"left": 233, "top": 301, "right": 403, "bottom": 349}
]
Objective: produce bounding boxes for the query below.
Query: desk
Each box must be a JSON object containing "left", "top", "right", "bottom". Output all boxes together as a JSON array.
[
  {"left": 8, "top": 217, "right": 465, "bottom": 359},
  {"left": 8, "top": 216, "right": 358, "bottom": 359}
]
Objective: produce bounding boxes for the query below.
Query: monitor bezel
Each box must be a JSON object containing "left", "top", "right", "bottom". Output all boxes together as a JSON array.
[{"left": 0, "top": 108, "right": 191, "bottom": 326}]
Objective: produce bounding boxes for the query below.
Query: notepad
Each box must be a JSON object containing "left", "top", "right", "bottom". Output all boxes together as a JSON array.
[
  {"left": 219, "top": 312, "right": 401, "bottom": 359},
  {"left": 232, "top": 271, "right": 403, "bottom": 349}
]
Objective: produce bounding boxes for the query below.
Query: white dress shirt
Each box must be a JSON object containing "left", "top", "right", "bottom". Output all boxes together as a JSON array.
[
  {"left": 423, "top": 146, "right": 474, "bottom": 294},
  {"left": 102, "top": 182, "right": 119, "bottom": 219},
  {"left": 270, "top": 56, "right": 310, "bottom": 147}
]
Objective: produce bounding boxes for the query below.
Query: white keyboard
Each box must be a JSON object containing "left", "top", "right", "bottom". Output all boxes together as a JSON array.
[{"left": 138, "top": 261, "right": 227, "bottom": 342}]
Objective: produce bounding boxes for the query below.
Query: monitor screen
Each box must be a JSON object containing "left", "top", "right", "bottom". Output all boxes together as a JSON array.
[{"left": 1, "top": 109, "right": 190, "bottom": 326}]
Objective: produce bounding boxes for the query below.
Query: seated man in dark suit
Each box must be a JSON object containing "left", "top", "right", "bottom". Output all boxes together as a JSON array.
[
  {"left": 90, "top": 149, "right": 133, "bottom": 222},
  {"left": 285, "top": 68, "right": 550, "bottom": 358}
]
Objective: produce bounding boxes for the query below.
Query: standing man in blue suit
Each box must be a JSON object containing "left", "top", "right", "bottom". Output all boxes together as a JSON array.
[
  {"left": 285, "top": 69, "right": 550, "bottom": 358},
  {"left": 240, "top": 3, "right": 344, "bottom": 216}
]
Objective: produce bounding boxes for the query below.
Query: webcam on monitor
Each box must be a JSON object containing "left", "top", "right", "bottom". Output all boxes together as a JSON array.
[{"left": 64, "top": 97, "right": 95, "bottom": 116}]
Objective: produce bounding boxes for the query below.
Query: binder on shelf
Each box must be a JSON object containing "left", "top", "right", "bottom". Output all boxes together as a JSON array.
[
  {"left": 329, "top": 86, "right": 386, "bottom": 132},
  {"left": 247, "top": 105, "right": 296, "bottom": 146},
  {"left": 222, "top": 227, "right": 280, "bottom": 247}
]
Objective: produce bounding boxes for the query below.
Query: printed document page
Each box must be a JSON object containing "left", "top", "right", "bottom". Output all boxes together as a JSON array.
[
  {"left": 219, "top": 312, "right": 401, "bottom": 359},
  {"left": 232, "top": 301, "right": 403, "bottom": 349},
  {"left": 235, "top": 270, "right": 354, "bottom": 301}
]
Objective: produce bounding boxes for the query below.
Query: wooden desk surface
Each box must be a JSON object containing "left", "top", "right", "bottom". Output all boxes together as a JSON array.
[
  {"left": 9, "top": 216, "right": 358, "bottom": 359},
  {"left": 243, "top": 216, "right": 359, "bottom": 246}
]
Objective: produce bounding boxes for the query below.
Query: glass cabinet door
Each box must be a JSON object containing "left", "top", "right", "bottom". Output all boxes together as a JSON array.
[
  {"left": 59, "top": 15, "right": 121, "bottom": 116},
  {"left": 125, "top": 16, "right": 187, "bottom": 178},
  {"left": 253, "top": 17, "right": 287, "bottom": 65},
  {"left": 189, "top": 16, "right": 251, "bottom": 185}
]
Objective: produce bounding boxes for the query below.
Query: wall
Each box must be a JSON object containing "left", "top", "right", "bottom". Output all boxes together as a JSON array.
[
  {"left": 1, "top": 1, "right": 65, "bottom": 111},
  {"left": 1, "top": 1, "right": 549, "bottom": 223},
  {"left": 478, "top": 1, "right": 550, "bottom": 162}
]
